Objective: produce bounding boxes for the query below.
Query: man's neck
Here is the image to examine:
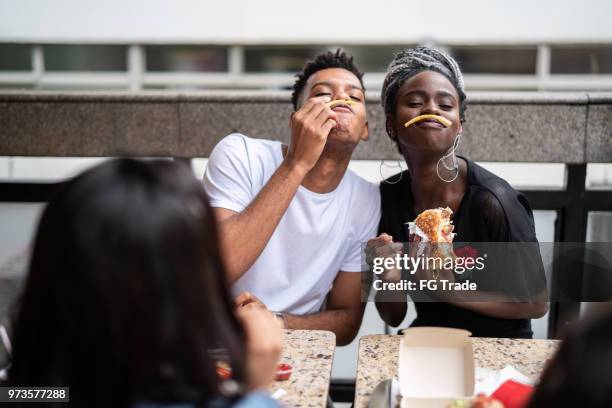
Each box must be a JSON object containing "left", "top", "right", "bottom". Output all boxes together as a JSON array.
[{"left": 282, "top": 144, "right": 352, "bottom": 194}]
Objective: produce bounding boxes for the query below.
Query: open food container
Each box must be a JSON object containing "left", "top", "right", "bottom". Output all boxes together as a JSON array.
[{"left": 399, "top": 327, "right": 474, "bottom": 407}]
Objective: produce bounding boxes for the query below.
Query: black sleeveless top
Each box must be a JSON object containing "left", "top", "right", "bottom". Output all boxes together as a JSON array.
[{"left": 378, "top": 157, "right": 544, "bottom": 338}]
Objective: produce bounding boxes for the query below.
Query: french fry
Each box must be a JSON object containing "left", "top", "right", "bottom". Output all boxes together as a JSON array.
[
  {"left": 404, "top": 114, "right": 452, "bottom": 128},
  {"left": 326, "top": 99, "right": 357, "bottom": 108}
]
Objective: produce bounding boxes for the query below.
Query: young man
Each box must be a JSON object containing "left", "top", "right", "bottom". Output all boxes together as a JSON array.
[{"left": 203, "top": 50, "right": 380, "bottom": 345}]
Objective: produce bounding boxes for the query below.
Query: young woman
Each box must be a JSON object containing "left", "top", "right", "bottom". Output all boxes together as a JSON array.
[
  {"left": 5, "top": 159, "right": 282, "bottom": 408},
  {"left": 370, "top": 46, "right": 547, "bottom": 338}
]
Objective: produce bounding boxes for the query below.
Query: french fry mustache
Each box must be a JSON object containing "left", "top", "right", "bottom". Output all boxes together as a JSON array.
[
  {"left": 326, "top": 99, "right": 357, "bottom": 108},
  {"left": 404, "top": 114, "right": 452, "bottom": 128}
]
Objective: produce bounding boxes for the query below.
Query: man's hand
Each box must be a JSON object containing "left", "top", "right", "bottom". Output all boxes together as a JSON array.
[
  {"left": 286, "top": 96, "right": 337, "bottom": 173},
  {"left": 234, "top": 291, "right": 269, "bottom": 311}
]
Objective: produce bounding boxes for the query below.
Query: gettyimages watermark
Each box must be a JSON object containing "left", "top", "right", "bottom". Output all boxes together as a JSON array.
[
  {"left": 371, "top": 252, "right": 487, "bottom": 275},
  {"left": 361, "top": 242, "right": 612, "bottom": 303}
]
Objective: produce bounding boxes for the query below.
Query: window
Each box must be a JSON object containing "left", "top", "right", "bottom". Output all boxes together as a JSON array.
[
  {"left": 587, "top": 212, "right": 612, "bottom": 242},
  {"left": 1, "top": 42, "right": 612, "bottom": 91},
  {"left": 551, "top": 46, "right": 612, "bottom": 74},
  {"left": 146, "top": 46, "right": 228, "bottom": 72},
  {"left": 339, "top": 45, "right": 411, "bottom": 72},
  {"left": 586, "top": 164, "right": 612, "bottom": 190},
  {"left": 450, "top": 46, "right": 537, "bottom": 74},
  {"left": 43, "top": 45, "right": 127, "bottom": 71},
  {"left": 0, "top": 44, "right": 31, "bottom": 71},
  {"left": 244, "top": 46, "right": 328, "bottom": 73}
]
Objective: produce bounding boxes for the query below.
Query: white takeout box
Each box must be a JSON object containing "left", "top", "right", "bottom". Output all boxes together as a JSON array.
[{"left": 399, "top": 327, "right": 474, "bottom": 408}]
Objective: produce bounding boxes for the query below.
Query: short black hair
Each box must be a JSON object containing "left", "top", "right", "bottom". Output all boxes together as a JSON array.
[{"left": 291, "top": 49, "right": 365, "bottom": 110}]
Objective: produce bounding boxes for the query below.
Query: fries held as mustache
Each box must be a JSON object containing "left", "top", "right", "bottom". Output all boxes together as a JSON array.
[
  {"left": 326, "top": 99, "right": 357, "bottom": 108},
  {"left": 404, "top": 114, "right": 452, "bottom": 128}
]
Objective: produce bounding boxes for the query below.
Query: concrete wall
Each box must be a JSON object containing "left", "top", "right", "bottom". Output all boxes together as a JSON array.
[{"left": 1, "top": 91, "right": 611, "bottom": 163}]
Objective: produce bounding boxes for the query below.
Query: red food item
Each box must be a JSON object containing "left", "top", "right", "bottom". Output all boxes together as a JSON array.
[
  {"left": 216, "top": 361, "right": 232, "bottom": 380},
  {"left": 275, "top": 363, "right": 292, "bottom": 381},
  {"left": 491, "top": 380, "right": 534, "bottom": 408},
  {"left": 454, "top": 245, "right": 479, "bottom": 260}
]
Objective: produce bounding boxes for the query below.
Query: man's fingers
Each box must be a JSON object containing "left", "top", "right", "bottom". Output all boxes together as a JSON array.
[
  {"left": 292, "top": 100, "right": 337, "bottom": 144},
  {"left": 291, "top": 98, "right": 328, "bottom": 129},
  {"left": 299, "top": 96, "right": 332, "bottom": 116},
  {"left": 320, "top": 117, "right": 337, "bottom": 137},
  {"left": 312, "top": 104, "right": 337, "bottom": 127}
]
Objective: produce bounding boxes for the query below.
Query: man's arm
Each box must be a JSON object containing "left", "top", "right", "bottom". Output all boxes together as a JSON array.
[
  {"left": 282, "top": 271, "right": 365, "bottom": 346},
  {"left": 213, "top": 162, "right": 306, "bottom": 286},
  {"left": 212, "top": 97, "right": 337, "bottom": 285}
]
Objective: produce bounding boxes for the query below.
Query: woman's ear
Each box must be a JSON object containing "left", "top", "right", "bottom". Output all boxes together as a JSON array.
[{"left": 386, "top": 114, "right": 397, "bottom": 140}]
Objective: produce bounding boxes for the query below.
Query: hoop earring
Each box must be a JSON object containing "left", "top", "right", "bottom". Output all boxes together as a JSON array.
[
  {"left": 436, "top": 134, "right": 461, "bottom": 183},
  {"left": 380, "top": 160, "right": 403, "bottom": 184}
]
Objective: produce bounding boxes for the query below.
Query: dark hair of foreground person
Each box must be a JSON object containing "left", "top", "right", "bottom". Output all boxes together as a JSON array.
[
  {"left": 6, "top": 159, "right": 247, "bottom": 407},
  {"left": 528, "top": 309, "right": 612, "bottom": 408}
]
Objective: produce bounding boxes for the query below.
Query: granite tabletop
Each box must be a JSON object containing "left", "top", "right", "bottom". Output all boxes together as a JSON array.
[
  {"left": 270, "top": 329, "right": 336, "bottom": 408},
  {"left": 354, "top": 334, "right": 560, "bottom": 408}
]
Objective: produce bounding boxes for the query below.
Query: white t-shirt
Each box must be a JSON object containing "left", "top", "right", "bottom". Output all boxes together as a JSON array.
[{"left": 203, "top": 133, "right": 381, "bottom": 315}]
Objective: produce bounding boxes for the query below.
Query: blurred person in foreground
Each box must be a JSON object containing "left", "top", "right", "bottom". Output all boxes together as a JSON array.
[
  {"left": 4, "top": 159, "right": 283, "bottom": 408},
  {"left": 527, "top": 308, "right": 612, "bottom": 407},
  {"left": 203, "top": 49, "right": 380, "bottom": 345}
]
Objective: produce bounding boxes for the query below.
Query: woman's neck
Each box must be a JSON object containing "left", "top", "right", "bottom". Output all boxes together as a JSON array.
[{"left": 403, "top": 150, "right": 467, "bottom": 214}]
